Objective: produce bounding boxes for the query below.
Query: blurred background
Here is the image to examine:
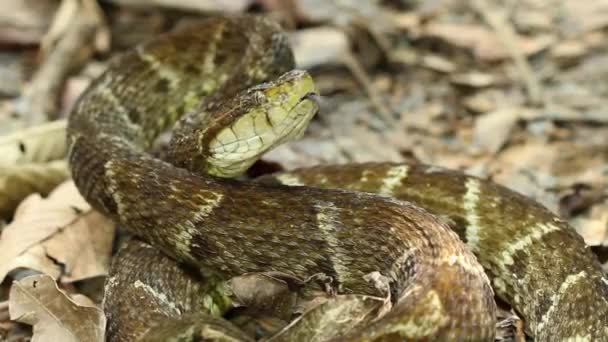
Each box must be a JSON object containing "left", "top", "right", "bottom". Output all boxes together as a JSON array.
[{"left": 0, "top": 0, "right": 607, "bottom": 340}]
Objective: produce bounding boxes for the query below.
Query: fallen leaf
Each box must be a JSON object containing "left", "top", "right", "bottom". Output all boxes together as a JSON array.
[
  {"left": 291, "top": 0, "right": 387, "bottom": 27},
  {"left": 230, "top": 273, "right": 297, "bottom": 319},
  {"left": 0, "top": 0, "right": 58, "bottom": 44},
  {"left": 290, "top": 27, "right": 350, "bottom": 69},
  {"left": 491, "top": 141, "right": 560, "bottom": 212},
  {"left": 104, "top": 0, "right": 251, "bottom": 13},
  {"left": 0, "top": 159, "right": 70, "bottom": 219},
  {"left": 420, "top": 54, "right": 456, "bottom": 73},
  {"left": 270, "top": 294, "right": 384, "bottom": 341},
  {"left": 9, "top": 274, "right": 105, "bottom": 342},
  {"left": 513, "top": 8, "right": 554, "bottom": 32},
  {"left": 463, "top": 92, "right": 498, "bottom": 113},
  {"left": 423, "top": 23, "right": 555, "bottom": 61},
  {"left": 451, "top": 71, "right": 498, "bottom": 88},
  {"left": 572, "top": 208, "right": 608, "bottom": 246},
  {"left": 472, "top": 107, "right": 521, "bottom": 154},
  {"left": 0, "top": 119, "right": 67, "bottom": 165},
  {"left": 551, "top": 40, "right": 588, "bottom": 62},
  {"left": 0, "top": 121, "right": 70, "bottom": 217},
  {"left": 561, "top": 0, "right": 608, "bottom": 36},
  {"left": 0, "top": 181, "right": 115, "bottom": 283}
]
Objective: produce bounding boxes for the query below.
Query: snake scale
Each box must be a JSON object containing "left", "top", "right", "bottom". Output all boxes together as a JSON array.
[{"left": 66, "top": 15, "right": 608, "bottom": 341}]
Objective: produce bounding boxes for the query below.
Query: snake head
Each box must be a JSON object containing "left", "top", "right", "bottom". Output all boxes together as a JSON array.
[{"left": 204, "top": 69, "right": 319, "bottom": 177}]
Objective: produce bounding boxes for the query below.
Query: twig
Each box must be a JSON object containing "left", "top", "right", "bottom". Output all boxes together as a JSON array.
[
  {"left": 341, "top": 52, "right": 395, "bottom": 125},
  {"left": 16, "top": 0, "right": 106, "bottom": 124},
  {"left": 471, "top": 0, "right": 543, "bottom": 106}
]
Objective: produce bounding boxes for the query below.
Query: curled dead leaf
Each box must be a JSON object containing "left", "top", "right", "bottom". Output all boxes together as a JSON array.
[
  {"left": 230, "top": 273, "right": 298, "bottom": 320},
  {"left": 0, "top": 119, "right": 66, "bottom": 165},
  {"left": 9, "top": 274, "right": 105, "bottom": 342},
  {"left": 0, "top": 181, "right": 115, "bottom": 283},
  {"left": 0, "top": 159, "right": 70, "bottom": 218},
  {"left": 269, "top": 295, "right": 384, "bottom": 342}
]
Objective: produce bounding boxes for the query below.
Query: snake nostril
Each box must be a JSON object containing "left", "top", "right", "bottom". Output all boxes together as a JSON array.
[
  {"left": 301, "top": 92, "right": 323, "bottom": 114},
  {"left": 301, "top": 92, "right": 320, "bottom": 103}
]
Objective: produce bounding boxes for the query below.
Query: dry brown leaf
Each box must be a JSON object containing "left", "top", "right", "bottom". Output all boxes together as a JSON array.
[
  {"left": 551, "top": 40, "right": 588, "bottom": 62},
  {"left": 463, "top": 92, "right": 498, "bottom": 114},
  {"left": 390, "top": 12, "right": 421, "bottom": 32},
  {"left": 105, "top": 0, "right": 252, "bottom": 13},
  {"left": 513, "top": 8, "right": 554, "bottom": 32},
  {"left": 450, "top": 72, "right": 497, "bottom": 88},
  {"left": 420, "top": 54, "right": 456, "bottom": 73},
  {"left": 270, "top": 295, "right": 384, "bottom": 341},
  {"left": 0, "top": 119, "right": 67, "bottom": 165},
  {"left": 0, "top": 159, "right": 70, "bottom": 218},
  {"left": 0, "top": 0, "right": 58, "bottom": 44},
  {"left": 472, "top": 108, "right": 521, "bottom": 154},
  {"left": 9, "top": 274, "right": 105, "bottom": 342},
  {"left": 561, "top": 0, "right": 608, "bottom": 35},
  {"left": 0, "top": 119, "right": 68, "bottom": 216},
  {"left": 572, "top": 207, "right": 608, "bottom": 246},
  {"left": 290, "top": 27, "right": 350, "bottom": 69},
  {"left": 292, "top": 0, "right": 389, "bottom": 28},
  {"left": 491, "top": 141, "right": 560, "bottom": 211},
  {"left": 230, "top": 273, "right": 297, "bottom": 320},
  {"left": 0, "top": 181, "right": 115, "bottom": 283},
  {"left": 423, "top": 23, "right": 555, "bottom": 61}
]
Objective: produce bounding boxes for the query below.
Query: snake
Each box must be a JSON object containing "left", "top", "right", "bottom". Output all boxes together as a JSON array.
[{"left": 65, "top": 15, "right": 608, "bottom": 341}]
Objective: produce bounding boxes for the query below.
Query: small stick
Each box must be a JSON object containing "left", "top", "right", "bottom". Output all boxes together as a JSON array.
[
  {"left": 341, "top": 52, "right": 395, "bottom": 125},
  {"left": 16, "top": 0, "right": 106, "bottom": 124},
  {"left": 471, "top": 0, "right": 543, "bottom": 106}
]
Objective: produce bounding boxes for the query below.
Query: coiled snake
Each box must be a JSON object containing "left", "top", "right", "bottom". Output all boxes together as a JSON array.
[{"left": 66, "top": 15, "right": 608, "bottom": 341}]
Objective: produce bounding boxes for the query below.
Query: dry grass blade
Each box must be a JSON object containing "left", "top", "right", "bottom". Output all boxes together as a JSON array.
[
  {"left": 471, "top": 0, "right": 544, "bottom": 105},
  {"left": 9, "top": 274, "right": 105, "bottom": 342}
]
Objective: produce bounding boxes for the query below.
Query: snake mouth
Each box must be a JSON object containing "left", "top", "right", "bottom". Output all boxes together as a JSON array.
[{"left": 287, "top": 91, "right": 320, "bottom": 138}]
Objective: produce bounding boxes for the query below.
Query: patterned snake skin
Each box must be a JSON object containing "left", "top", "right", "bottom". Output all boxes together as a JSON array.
[{"left": 66, "top": 14, "right": 608, "bottom": 341}]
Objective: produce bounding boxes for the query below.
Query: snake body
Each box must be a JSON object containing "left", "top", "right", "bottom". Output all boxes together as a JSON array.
[
  {"left": 262, "top": 163, "right": 608, "bottom": 340},
  {"left": 66, "top": 15, "right": 608, "bottom": 341}
]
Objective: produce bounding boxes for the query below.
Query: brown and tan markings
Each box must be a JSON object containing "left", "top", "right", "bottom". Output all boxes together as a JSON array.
[
  {"left": 67, "top": 14, "right": 607, "bottom": 341},
  {"left": 261, "top": 162, "right": 608, "bottom": 340}
]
